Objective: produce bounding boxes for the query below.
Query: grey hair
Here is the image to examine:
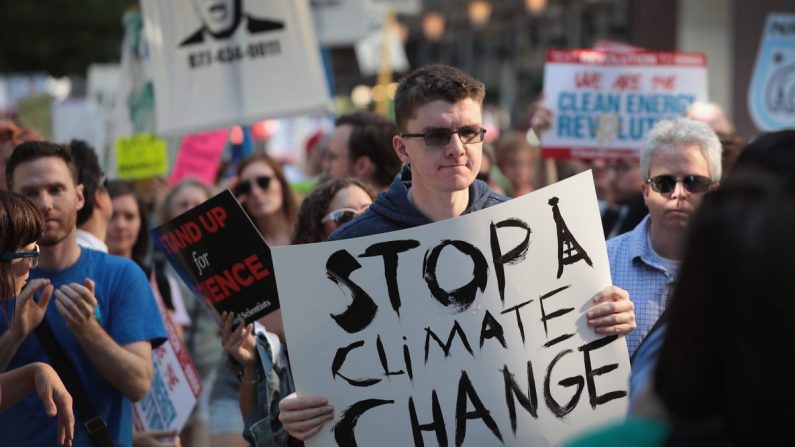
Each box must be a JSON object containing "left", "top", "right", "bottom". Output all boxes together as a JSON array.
[{"left": 640, "top": 118, "right": 723, "bottom": 181}]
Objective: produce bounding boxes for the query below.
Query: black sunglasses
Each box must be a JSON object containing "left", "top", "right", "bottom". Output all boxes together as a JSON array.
[
  {"left": 0, "top": 244, "right": 40, "bottom": 269},
  {"left": 646, "top": 175, "right": 713, "bottom": 194},
  {"left": 234, "top": 176, "right": 272, "bottom": 196},
  {"left": 401, "top": 126, "right": 487, "bottom": 147}
]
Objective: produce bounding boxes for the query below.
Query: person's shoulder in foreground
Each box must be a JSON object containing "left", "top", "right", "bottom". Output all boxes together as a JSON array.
[
  {"left": 565, "top": 418, "right": 669, "bottom": 447},
  {"left": 329, "top": 164, "right": 507, "bottom": 241}
]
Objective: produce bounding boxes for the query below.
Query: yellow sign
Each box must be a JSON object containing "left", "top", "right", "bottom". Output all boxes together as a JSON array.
[{"left": 115, "top": 134, "right": 168, "bottom": 179}]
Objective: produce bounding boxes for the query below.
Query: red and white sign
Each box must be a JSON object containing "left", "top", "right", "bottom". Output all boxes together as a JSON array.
[
  {"left": 134, "top": 277, "right": 202, "bottom": 433},
  {"left": 541, "top": 49, "right": 708, "bottom": 160}
]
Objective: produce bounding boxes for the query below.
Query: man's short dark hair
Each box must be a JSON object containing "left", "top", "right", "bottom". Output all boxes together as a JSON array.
[
  {"left": 393, "top": 64, "right": 486, "bottom": 132},
  {"left": 69, "top": 140, "right": 104, "bottom": 226},
  {"left": 5, "top": 141, "right": 77, "bottom": 189},
  {"left": 335, "top": 113, "right": 400, "bottom": 188}
]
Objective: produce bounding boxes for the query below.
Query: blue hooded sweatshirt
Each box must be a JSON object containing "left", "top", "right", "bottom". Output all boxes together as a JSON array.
[{"left": 329, "top": 164, "right": 508, "bottom": 241}]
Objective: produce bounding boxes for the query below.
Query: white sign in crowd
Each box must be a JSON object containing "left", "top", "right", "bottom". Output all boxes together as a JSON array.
[
  {"left": 141, "top": 0, "right": 331, "bottom": 135},
  {"left": 748, "top": 13, "right": 795, "bottom": 132},
  {"left": 273, "top": 172, "right": 631, "bottom": 447},
  {"left": 542, "top": 49, "right": 708, "bottom": 159}
]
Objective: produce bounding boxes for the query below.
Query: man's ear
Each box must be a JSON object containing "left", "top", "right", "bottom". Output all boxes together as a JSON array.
[
  {"left": 352, "top": 156, "right": 375, "bottom": 181},
  {"left": 641, "top": 182, "right": 651, "bottom": 206},
  {"left": 393, "top": 135, "right": 411, "bottom": 164},
  {"left": 75, "top": 184, "right": 85, "bottom": 211}
]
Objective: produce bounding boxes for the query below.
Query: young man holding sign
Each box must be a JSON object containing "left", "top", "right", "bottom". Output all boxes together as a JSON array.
[{"left": 278, "top": 64, "right": 637, "bottom": 441}]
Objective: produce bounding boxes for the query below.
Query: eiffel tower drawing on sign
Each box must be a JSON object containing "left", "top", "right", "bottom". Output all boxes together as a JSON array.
[{"left": 549, "top": 197, "right": 593, "bottom": 278}]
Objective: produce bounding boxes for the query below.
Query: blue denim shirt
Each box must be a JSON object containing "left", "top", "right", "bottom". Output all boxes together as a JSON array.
[
  {"left": 607, "top": 215, "right": 678, "bottom": 357},
  {"left": 243, "top": 327, "right": 295, "bottom": 447}
]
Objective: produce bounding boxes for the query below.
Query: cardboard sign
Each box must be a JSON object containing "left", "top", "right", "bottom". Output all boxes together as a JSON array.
[
  {"left": 311, "top": 0, "right": 371, "bottom": 47},
  {"left": 748, "top": 13, "right": 795, "bottom": 131},
  {"left": 354, "top": 14, "right": 410, "bottom": 76},
  {"left": 141, "top": 0, "right": 331, "bottom": 135},
  {"left": 542, "top": 49, "right": 708, "bottom": 159},
  {"left": 115, "top": 133, "right": 169, "bottom": 179},
  {"left": 151, "top": 190, "right": 279, "bottom": 325},
  {"left": 273, "top": 171, "right": 630, "bottom": 447},
  {"left": 169, "top": 129, "right": 229, "bottom": 186},
  {"left": 367, "top": 0, "right": 422, "bottom": 15},
  {"left": 134, "top": 277, "right": 202, "bottom": 433}
]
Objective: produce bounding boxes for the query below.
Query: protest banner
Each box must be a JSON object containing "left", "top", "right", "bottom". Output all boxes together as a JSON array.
[
  {"left": 542, "top": 49, "right": 708, "bottom": 160},
  {"left": 354, "top": 13, "right": 410, "bottom": 76},
  {"left": 115, "top": 133, "right": 169, "bottom": 179},
  {"left": 748, "top": 13, "right": 795, "bottom": 131},
  {"left": 169, "top": 129, "right": 229, "bottom": 186},
  {"left": 273, "top": 171, "right": 630, "bottom": 447},
  {"left": 134, "top": 277, "right": 202, "bottom": 433},
  {"left": 152, "top": 190, "right": 279, "bottom": 325},
  {"left": 367, "top": 0, "right": 422, "bottom": 15},
  {"left": 141, "top": 0, "right": 331, "bottom": 135},
  {"left": 311, "top": 0, "right": 371, "bottom": 47}
]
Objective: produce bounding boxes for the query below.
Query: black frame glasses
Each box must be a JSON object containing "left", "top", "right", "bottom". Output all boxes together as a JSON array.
[
  {"left": 234, "top": 176, "right": 272, "bottom": 196},
  {"left": 646, "top": 175, "right": 714, "bottom": 194},
  {"left": 401, "top": 126, "right": 487, "bottom": 147},
  {"left": 1, "top": 244, "right": 40, "bottom": 269}
]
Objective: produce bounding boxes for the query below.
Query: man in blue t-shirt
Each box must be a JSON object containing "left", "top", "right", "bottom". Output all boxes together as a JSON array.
[{"left": 1, "top": 141, "right": 166, "bottom": 447}]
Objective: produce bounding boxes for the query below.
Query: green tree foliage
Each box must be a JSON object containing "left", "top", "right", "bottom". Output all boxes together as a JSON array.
[{"left": 0, "top": 1, "right": 134, "bottom": 76}]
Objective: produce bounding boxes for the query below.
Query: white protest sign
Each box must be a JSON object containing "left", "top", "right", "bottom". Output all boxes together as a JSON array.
[
  {"left": 354, "top": 14, "right": 410, "bottom": 76},
  {"left": 134, "top": 280, "right": 202, "bottom": 433},
  {"left": 542, "top": 50, "right": 708, "bottom": 160},
  {"left": 273, "top": 171, "right": 629, "bottom": 447},
  {"left": 311, "top": 0, "right": 372, "bottom": 47},
  {"left": 748, "top": 13, "right": 795, "bottom": 131},
  {"left": 141, "top": 0, "right": 331, "bottom": 135},
  {"left": 367, "top": 0, "right": 422, "bottom": 15}
]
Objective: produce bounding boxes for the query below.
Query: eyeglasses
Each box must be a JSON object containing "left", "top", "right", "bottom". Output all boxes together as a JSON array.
[
  {"left": 321, "top": 207, "right": 368, "bottom": 226},
  {"left": 1, "top": 244, "right": 40, "bottom": 269},
  {"left": 233, "top": 176, "right": 272, "bottom": 196},
  {"left": 401, "top": 126, "right": 487, "bottom": 147},
  {"left": 646, "top": 175, "right": 714, "bottom": 194}
]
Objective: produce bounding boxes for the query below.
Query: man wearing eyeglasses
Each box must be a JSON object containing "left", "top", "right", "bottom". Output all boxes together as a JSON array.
[
  {"left": 1, "top": 141, "right": 166, "bottom": 447},
  {"left": 607, "top": 118, "right": 721, "bottom": 365},
  {"left": 278, "top": 64, "right": 638, "bottom": 441}
]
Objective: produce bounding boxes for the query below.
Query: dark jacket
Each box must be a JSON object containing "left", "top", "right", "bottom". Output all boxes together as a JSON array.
[{"left": 329, "top": 164, "right": 508, "bottom": 241}]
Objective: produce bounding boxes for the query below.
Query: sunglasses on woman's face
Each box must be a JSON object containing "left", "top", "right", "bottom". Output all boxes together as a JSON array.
[
  {"left": 0, "top": 243, "right": 40, "bottom": 269},
  {"left": 234, "top": 176, "right": 272, "bottom": 197},
  {"left": 645, "top": 174, "right": 713, "bottom": 194},
  {"left": 321, "top": 207, "right": 368, "bottom": 226}
]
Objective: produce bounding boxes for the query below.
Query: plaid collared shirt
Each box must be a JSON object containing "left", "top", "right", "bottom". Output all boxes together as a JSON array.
[{"left": 607, "top": 215, "right": 678, "bottom": 357}]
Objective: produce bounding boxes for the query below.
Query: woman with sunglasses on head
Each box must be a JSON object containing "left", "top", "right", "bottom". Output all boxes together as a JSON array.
[
  {"left": 211, "top": 179, "right": 374, "bottom": 447},
  {"left": 0, "top": 190, "right": 75, "bottom": 446},
  {"left": 291, "top": 178, "right": 376, "bottom": 245}
]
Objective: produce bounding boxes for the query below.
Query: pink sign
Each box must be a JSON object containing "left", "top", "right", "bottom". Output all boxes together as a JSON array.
[{"left": 169, "top": 130, "right": 228, "bottom": 186}]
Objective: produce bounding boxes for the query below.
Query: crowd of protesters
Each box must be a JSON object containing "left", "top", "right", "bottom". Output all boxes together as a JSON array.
[{"left": 0, "top": 62, "right": 793, "bottom": 447}]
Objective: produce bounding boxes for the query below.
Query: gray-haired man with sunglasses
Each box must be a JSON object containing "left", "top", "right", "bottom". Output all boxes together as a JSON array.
[
  {"left": 278, "top": 64, "right": 638, "bottom": 441},
  {"left": 607, "top": 118, "right": 721, "bottom": 400}
]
